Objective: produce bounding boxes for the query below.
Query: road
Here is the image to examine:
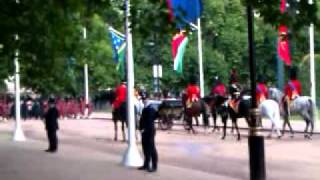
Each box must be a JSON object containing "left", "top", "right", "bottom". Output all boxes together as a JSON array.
[{"left": 0, "top": 113, "right": 319, "bottom": 180}]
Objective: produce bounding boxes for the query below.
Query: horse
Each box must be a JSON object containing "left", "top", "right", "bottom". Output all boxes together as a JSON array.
[
  {"left": 182, "top": 93, "right": 209, "bottom": 134},
  {"left": 268, "top": 87, "right": 315, "bottom": 138},
  {"left": 227, "top": 90, "right": 282, "bottom": 140},
  {"left": 203, "top": 95, "right": 229, "bottom": 133},
  {"left": 105, "top": 89, "right": 142, "bottom": 141}
]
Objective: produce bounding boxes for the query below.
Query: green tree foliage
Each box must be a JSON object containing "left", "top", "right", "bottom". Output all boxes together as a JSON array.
[{"left": 0, "top": 0, "right": 319, "bottom": 100}]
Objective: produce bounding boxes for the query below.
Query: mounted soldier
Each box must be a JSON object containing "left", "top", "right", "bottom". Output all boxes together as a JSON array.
[
  {"left": 283, "top": 67, "right": 302, "bottom": 116},
  {"left": 211, "top": 76, "right": 227, "bottom": 98},
  {"left": 256, "top": 74, "right": 268, "bottom": 106},
  {"left": 284, "top": 67, "right": 301, "bottom": 103},
  {"left": 185, "top": 76, "right": 200, "bottom": 108},
  {"left": 228, "top": 68, "right": 241, "bottom": 113}
]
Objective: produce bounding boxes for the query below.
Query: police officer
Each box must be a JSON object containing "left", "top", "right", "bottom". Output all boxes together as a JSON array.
[
  {"left": 44, "top": 97, "right": 59, "bottom": 153},
  {"left": 138, "top": 94, "right": 158, "bottom": 172}
]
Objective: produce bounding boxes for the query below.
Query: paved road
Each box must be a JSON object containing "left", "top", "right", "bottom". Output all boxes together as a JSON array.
[{"left": 0, "top": 114, "right": 319, "bottom": 180}]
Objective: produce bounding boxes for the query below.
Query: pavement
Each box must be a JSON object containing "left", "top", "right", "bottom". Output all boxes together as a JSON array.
[{"left": 0, "top": 112, "right": 320, "bottom": 180}]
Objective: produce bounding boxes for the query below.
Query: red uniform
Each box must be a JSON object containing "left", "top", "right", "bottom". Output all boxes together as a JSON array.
[
  {"left": 212, "top": 83, "right": 227, "bottom": 97},
  {"left": 256, "top": 83, "right": 268, "bottom": 104},
  {"left": 112, "top": 84, "right": 127, "bottom": 109},
  {"left": 284, "top": 79, "right": 301, "bottom": 100},
  {"left": 186, "top": 84, "right": 200, "bottom": 102}
]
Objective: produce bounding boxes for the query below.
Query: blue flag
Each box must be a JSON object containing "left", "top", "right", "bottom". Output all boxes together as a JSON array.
[
  {"left": 108, "top": 27, "right": 126, "bottom": 78},
  {"left": 167, "top": 0, "right": 203, "bottom": 28},
  {"left": 109, "top": 27, "right": 126, "bottom": 63}
]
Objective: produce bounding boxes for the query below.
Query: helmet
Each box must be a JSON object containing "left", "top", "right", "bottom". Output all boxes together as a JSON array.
[
  {"left": 48, "top": 96, "right": 56, "bottom": 104},
  {"left": 289, "top": 67, "right": 297, "bottom": 80},
  {"left": 189, "top": 75, "right": 197, "bottom": 85},
  {"left": 257, "top": 74, "right": 265, "bottom": 83},
  {"left": 140, "top": 90, "right": 149, "bottom": 100}
]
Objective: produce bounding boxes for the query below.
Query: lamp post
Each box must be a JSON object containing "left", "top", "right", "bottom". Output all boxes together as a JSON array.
[
  {"left": 247, "top": 5, "right": 266, "bottom": 180},
  {"left": 122, "top": 0, "right": 143, "bottom": 167}
]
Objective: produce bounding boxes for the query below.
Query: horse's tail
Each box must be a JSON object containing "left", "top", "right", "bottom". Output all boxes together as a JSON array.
[{"left": 308, "top": 99, "right": 315, "bottom": 126}]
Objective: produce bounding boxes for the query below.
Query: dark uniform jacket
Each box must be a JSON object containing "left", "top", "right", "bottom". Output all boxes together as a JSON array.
[
  {"left": 139, "top": 103, "right": 158, "bottom": 134},
  {"left": 45, "top": 106, "right": 59, "bottom": 131}
]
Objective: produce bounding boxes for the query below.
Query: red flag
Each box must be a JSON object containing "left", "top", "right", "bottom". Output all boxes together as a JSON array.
[
  {"left": 277, "top": 0, "right": 291, "bottom": 66},
  {"left": 280, "top": 0, "right": 286, "bottom": 13},
  {"left": 277, "top": 25, "right": 291, "bottom": 66}
]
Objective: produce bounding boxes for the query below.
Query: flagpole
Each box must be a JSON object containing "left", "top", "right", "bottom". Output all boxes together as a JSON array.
[
  {"left": 309, "top": 0, "right": 317, "bottom": 122},
  {"left": 83, "top": 27, "right": 89, "bottom": 118},
  {"left": 122, "top": 0, "right": 143, "bottom": 167},
  {"left": 13, "top": 33, "right": 25, "bottom": 141},
  {"left": 197, "top": 18, "right": 205, "bottom": 97},
  {"left": 13, "top": 0, "right": 25, "bottom": 142}
]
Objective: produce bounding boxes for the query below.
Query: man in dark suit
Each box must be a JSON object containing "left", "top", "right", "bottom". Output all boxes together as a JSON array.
[
  {"left": 44, "top": 97, "right": 59, "bottom": 153},
  {"left": 138, "top": 94, "right": 159, "bottom": 172}
]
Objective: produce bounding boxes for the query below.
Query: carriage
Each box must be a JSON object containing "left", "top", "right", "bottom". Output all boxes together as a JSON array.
[{"left": 157, "top": 99, "right": 187, "bottom": 130}]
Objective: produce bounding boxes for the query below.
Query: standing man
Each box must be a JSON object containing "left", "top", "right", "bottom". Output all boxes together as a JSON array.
[
  {"left": 138, "top": 95, "right": 158, "bottom": 172},
  {"left": 256, "top": 74, "right": 268, "bottom": 106},
  {"left": 44, "top": 97, "right": 59, "bottom": 153}
]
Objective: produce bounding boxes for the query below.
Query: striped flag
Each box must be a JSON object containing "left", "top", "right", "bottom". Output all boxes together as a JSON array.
[
  {"left": 109, "top": 27, "right": 126, "bottom": 78},
  {"left": 172, "top": 32, "right": 189, "bottom": 74}
]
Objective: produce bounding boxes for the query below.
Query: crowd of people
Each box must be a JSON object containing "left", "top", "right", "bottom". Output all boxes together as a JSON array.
[{"left": 0, "top": 96, "right": 93, "bottom": 121}]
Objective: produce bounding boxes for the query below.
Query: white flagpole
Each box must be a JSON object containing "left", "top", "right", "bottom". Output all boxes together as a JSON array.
[
  {"left": 13, "top": 34, "right": 25, "bottom": 141},
  {"left": 122, "top": 0, "right": 143, "bottom": 167},
  {"left": 309, "top": 0, "right": 317, "bottom": 121},
  {"left": 83, "top": 27, "right": 89, "bottom": 118},
  {"left": 13, "top": 0, "right": 25, "bottom": 142},
  {"left": 197, "top": 18, "right": 205, "bottom": 97}
]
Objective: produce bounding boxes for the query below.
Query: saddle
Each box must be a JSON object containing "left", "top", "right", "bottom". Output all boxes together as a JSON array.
[
  {"left": 229, "top": 99, "right": 240, "bottom": 113},
  {"left": 186, "top": 96, "right": 199, "bottom": 108},
  {"left": 185, "top": 101, "right": 202, "bottom": 116},
  {"left": 257, "top": 95, "right": 266, "bottom": 106}
]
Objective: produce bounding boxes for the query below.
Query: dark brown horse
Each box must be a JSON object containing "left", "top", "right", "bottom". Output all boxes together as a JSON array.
[
  {"left": 203, "top": 95, "right": 229, "bottom": 135},
  {"left": 182, "top": 93, "right": 209, "bottom": 133}
]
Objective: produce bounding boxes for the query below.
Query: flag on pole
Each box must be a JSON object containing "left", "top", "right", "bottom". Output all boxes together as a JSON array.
[
  {"left": 109, "top": 27, "right": 126, "bottom": 78},
  {"left": 172, "top": 32, "right": 189, "bottom": 74},
  {"left": 166, "top": 0, "right": 203, "bottom": 27},
  {"left": 277, "top": 25, "right": 291, "bottom": 66},
  {"left": 277, "top": 0, "right": 291, "bottom": 66}
]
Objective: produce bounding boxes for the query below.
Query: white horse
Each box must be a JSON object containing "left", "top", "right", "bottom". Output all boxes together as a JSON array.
[
  {"left": 268, "top": 87, "right": 315, "bottom": 138},
  {"left": 259, "top": 99, "right": 282, "bottom": 138}
]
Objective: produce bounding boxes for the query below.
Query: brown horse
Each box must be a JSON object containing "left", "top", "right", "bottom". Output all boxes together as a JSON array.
[
  {"left": 182, "top": 93, "right": 209, "bottom": 133},
  {"left": 203, "top": 95, "right": 229, "bottom": 134}
]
